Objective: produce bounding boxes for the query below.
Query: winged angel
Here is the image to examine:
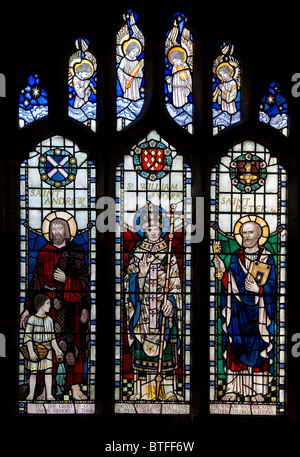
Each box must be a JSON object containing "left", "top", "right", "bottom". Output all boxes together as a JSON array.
[
  {"left": 165, "top": 13, "right": 193, "bottom": 129},
  {"left": 68, "top": 37, "right": 97, "bottom": 126},
  {"left": 212, "top": 42, "right": 241, "bottom": 123},
  {"left": 116, "top": 11, "right": 145, "bottom": 128}
]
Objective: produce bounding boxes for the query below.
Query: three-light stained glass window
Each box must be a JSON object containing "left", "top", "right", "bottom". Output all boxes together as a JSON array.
[
  {"left": 19, "top": 135, "right": 97, "bottom": 414},
  {"left": 14, "top": 17, "right": 293, "bottom": 420},
  {"left": 114, "top": 130, "right": 192, "bottom": 414},
  {"left": 209, "top": 140, "right": 286, "bottom": 415}
]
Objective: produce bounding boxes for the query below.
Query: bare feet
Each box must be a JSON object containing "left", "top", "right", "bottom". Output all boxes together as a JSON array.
[
  {"left": 221, "top": 392, "right": 265, "bottom": 402},
  {"left": 222, "top": 392, "right": 237, "bottom": 401},
  {"left": 251, "top": 394, "right": 265, "bottom": 402},
  {"left": 71, "top": 384, "right": 87, "bottom": 400},
  {"left": 36, "top": 388, "right": 46, "bottom": 400}
]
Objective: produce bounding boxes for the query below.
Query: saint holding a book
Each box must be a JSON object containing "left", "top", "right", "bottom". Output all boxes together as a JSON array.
[{"left": 213, "top": 215, "right": 276, "bottom": 402}]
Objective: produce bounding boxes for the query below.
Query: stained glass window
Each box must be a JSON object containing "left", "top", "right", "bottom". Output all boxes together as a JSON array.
[
  {"left": 165, "top": 12, "right": 193, "bottom": 133},
  {"left": 19, "top": 74, "right": 48, "bottom": 128},
  {"left": 68, "top": 37, "right": 97, "bottom": 131},
  {"left": 209, "top": 140, "right": 287, "bottom": 415},
  {"left": 114, "top": 130, "right": 192, "bottom": 414},
  {"left": 116, "top": 10, "right": 145, "bottom": 131},
  {"left": 259, "top": 81, "right": 288, "bottom": 136},
  {"left": 212, "top": 42, "right": 241, "bottom": 135},
  {"left": 19, "top": 135, "right": 97, "bottom": 414}
]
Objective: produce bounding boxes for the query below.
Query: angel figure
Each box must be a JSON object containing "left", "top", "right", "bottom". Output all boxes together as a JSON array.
[
  {"left": 68, "top": 37, "right": 97, "bottom": 128},
  {"left": 116, "top": 10, "right": 145, "bottom": 129},
  {"left": 213, "top": 61, "right": 239, "bottom": 115},
  {"left": 212, "top": 42, "right": 241, "bottom": 130},
  {"left": 71, "top": 60, "right": 96, "bottom": 109},
  {"left": 165, "top": 13, "right": 193, "bottom": 130},
  {"left": 167, "top": 47, "right": 192, "bottom": 108},
  {"left": 117, "top": 38, "right": 144, "bottom": 101}
]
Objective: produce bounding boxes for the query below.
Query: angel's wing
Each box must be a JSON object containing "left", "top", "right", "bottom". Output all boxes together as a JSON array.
[
  {"left": 68, "top": 50, "right": 82, "bottom": 85},
  {"left": 165, "top": 24, "right": 179, "bottom": 55},
  {"left": 85, "top": 51, "right": 97, "bottom": 71},
  {"left": 180, "top": 27, "right": 193, "bottom": 71},
  {"left": 116, "top": 24, "right": 130, "bottom": 62},
  {"left": 212, "top": 53, "right": 224, "bottom": 76},
  {"left": 229, "top": 56, "right": 241, "bottom": 89},
  {"left": 127, "top": 10, "right": 144, "bottom": 46}
]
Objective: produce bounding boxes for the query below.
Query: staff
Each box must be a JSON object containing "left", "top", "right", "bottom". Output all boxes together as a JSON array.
[{"left": 155, "top": 203, "right": 176, "bottom": 400}]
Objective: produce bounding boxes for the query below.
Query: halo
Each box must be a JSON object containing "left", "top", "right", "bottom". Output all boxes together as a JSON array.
[
  {"left": 74, "top": 59, "right": 95, "bottom": 78},
  {"left": 42, "top": 211, "right": 77, "bottom": 242},
  {"left": 168, "top": 46, "right": 187, "bottom": 65},
  {"left": 216, "top": 61, "right": 235, "bottom": 80},
  {"left": 122, "top": 38, "right": 142, "bottom": 57},
  {"left": 234, "top": 215, "right": 269, "bottom": 246}
]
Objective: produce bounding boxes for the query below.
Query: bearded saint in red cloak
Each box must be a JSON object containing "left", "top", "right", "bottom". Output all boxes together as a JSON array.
[{"left": 20, "top": 211, "right": 91, "bottom": 401}]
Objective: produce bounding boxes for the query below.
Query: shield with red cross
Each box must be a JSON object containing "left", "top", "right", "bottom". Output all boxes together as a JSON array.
[{"left": 142, "top": 148, "right": 164, "bottom": 171}]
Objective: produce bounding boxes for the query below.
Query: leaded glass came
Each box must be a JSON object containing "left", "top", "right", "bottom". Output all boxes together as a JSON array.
[
  {"left": 259, "top": 81, "right": 288, "bottom": 136},
  {"left": 19, "top": 74, "right": 48, "bottom": 128}
]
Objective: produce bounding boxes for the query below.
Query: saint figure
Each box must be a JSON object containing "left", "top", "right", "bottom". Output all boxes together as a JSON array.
[
  {"left": 20, "top": 211, "right": 91, "bottom": 401},
  {"left": 124, "top": 203, "right": 183, "bottom": 401},
  {"left": 213, "top": 216, "right": 276, "bottom": 402}
]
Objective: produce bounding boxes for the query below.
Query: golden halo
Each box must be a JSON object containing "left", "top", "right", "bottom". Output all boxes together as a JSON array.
[
  {"left": 216, "top": 62, "right": 235, "bottom": 80},
  {"left": 168, "top": 46, "right": 187, "bottom": 65},
  {"left": 74, "top": 59, "right": 95, "bottom": 78},
  {"left": 122, "top": 38, "right": 142, "bottom": 57},
  {"left": 42, "top": 211, "right": 77, "bottom": 242},
  {"left": 234, "top": 215, "right": 269, "bottom": 247}
]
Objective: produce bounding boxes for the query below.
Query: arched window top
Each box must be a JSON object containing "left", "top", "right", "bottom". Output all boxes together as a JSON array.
[
  {"left": 212, "top": 42, "right": 241, "bottom": 135},
  {"left": 259, "top": 81, "right": 288, "bottom": 136},
  {"left": 68, "top": 37, "right": 97, "bottom": 132},
  {"left": 116, "top": 10, "right": 145, "bottom": 131},
  {"left": 164, "top": 12, "right": 194, "bottom": 134},
  {"left": 19, "top": 74, "right": 48, "bottom": 128}
]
